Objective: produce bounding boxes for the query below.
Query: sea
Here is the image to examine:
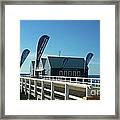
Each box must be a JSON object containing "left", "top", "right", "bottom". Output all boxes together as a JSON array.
[{"left": 88, "top": 75, "right": 100, "bottom": 78}]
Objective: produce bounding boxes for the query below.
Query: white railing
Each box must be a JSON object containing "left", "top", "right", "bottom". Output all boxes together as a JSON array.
[
  {"left": 39, "top": 76, "right": 100, "bottom": 88},
  {"left": 20, "top": 76, "right": 100, "bottom": 100}
]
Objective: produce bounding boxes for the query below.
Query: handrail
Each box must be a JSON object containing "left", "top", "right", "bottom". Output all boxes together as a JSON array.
[
  {"left": 20, "top": 76, "right": 100, "bottom": 100},
  {"left": 20, "top": 76, "right": 100, "bottom": 87}
]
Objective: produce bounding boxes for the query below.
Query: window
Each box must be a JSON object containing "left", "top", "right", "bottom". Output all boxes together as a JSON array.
[
  {"left": 68, "top": 71, "right": 72, "bottom": 76},
  {"left": 59, "top": 71, "right": 63, "bottom": 76},
  {"left": 64, "top": 71, "right": 68, "bottom": 76},
  {"left": 77, "top": 71, "right": 81, "bottom": 76},
  {"left": 73, "top": 71, "right": 76, "bottom": 76}
]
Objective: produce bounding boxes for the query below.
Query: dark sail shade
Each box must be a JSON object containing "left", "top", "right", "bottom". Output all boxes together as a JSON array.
[
  {"left": 85, "top": 53, "right": 94, "bottom": 68},
  {"left": 20, "top": 49, "right": 30, "bottom": 68},
  {"left": 36, "top": 35, "right": 50, "bottom": 68},
  {"left": 62, "top": 58, "right": 68, "bottom": 68}
]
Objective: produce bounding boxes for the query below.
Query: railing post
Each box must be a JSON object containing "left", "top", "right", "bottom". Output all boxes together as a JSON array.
[
  {"left": 95, "top": 79, "right": 96, "bottom": 87},
  {"left": 91, "top": 78, "right": 93, "bottom": 86},
  {"left": 64, "top": 77, "right": 66, "bottom": 82},
  {"left": 86, "top": 85, "right": 88, "bottom": 99},
  {"left": 65, "top": 83, "right": 69, "bottom": 100},
  {"left": 41, "top": 81, "right": 44, "bottom": 100},
  {"left": 28, "top": 79, "right": 31, "bottom": 100},
  {"left": 20, "top": 78, "right": 21, "bottom": 92},
  {"left": 82, "top": 78, "right": 84, "bottom": 84},
  {"left": 20, "top": 78, "right": 23, "bottom": 93},
  {"left": 34, "top": 80, "right": 37, "bottom": 99},
  {"left": 51, "top": 82, "right": 54, "bottom": 100},
  {"left": 76, "top": 77, "right": 77, "bottom": 83},
  {"left": 24, "top": 79, "right": 27, "bottom": 95}
]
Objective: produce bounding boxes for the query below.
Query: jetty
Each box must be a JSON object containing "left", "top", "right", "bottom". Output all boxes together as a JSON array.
[{"left": 20, "top": 76, "right": 100, "bottom": 100}]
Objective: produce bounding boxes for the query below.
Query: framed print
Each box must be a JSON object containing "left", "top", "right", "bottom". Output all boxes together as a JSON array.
[{"left": 0, "top": 0, "right": 119, "bottom": 119}]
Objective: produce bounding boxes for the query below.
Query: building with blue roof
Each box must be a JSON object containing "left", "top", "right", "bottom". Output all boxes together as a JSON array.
[
  {"left": 44, "top": 56, "right": 88, "bottom": 77},
  {"left": 30, "top": 56, "right": 89, "bottom": 78}
]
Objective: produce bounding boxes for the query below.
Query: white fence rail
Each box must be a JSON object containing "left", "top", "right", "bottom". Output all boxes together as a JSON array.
[
  {"left": 41, "top": 76, "right": 100, "bottom": 88},
  {"left": 20, "top": 76, "right": 100, "bottom": 100}
]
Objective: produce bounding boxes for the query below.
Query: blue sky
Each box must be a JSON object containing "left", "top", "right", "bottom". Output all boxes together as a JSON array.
[{"left": 20, "top": 20, "right": 100, "bottom": 75}]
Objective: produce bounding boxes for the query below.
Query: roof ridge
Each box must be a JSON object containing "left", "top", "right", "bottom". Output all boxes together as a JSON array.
[
  {"left": 48, "top": 56, "right": 84, "bottom": 59},
  {"left": 48, "top": 56, "right": 85, "bottom": 69}
]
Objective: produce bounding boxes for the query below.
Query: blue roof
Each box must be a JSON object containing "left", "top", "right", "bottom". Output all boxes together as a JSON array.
[{"left": 48, "top": 56, "right": 85, "bottom": 69}]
